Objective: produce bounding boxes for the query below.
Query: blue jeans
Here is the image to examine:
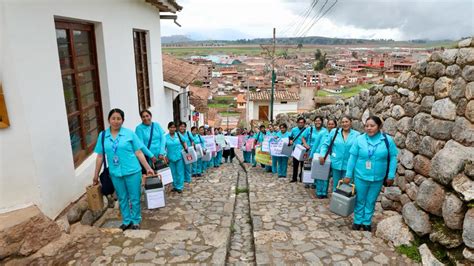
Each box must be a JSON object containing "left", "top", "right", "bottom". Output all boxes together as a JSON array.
[
  {"left": 111, "top": 171, "right": 142, "bottom": 225},
  {"left": 353, "top": 178, "right": 384, "bottom": 225}
]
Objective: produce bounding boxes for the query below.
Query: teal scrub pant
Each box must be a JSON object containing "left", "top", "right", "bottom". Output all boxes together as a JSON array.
[
  {"left": 216, "top": 150, "right": 223, "bottom": 166},
  {"left": 170, "top": 159, "right": 185, "bottom": 191},
  {"left": 202, "top": 159, "right": 209, "bottom": 172},
  {"left": 354, "top": 178, "right": 384, "bottom": 225},
  {"left": 271, "top": 156, "right": 278, "bottom": 173},
  {"left": 110, "top": 171, "right": 142, "bottom": 225},
  {"left": 209, "top": 156, "right": 215, "bottom": 168},
  {"left": 192, "top": 159, "right": 203, "bottom": 175},
  {"left": 276, "top": 156, "right": 288, "bottom": 177},
  {"left": 314, "top": 179, "right": 329, "bottom": 196},
  {"left": 184, "top": 162, "right": 192, "bottom": 183},
  {"left": 243, "top": 151, "right": 251, "bottom": 163},
  {"left": 251, "top": 150, "right": 256, "bottom": 166},
  {"left": 332, "top": 169, "right": 346, "bottom": 192}
]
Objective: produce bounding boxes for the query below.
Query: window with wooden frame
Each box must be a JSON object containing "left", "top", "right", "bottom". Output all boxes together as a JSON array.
[
  {"left": 133, "top": 30, "right": 151, "bottom": 111},
  {"left": 55, "top": 20, "right": 104, "bottom": 167}
]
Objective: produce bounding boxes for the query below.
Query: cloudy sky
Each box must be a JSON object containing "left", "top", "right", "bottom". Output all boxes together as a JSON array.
[{"left": 161, "top": 0, "right": 473, "bottom": 41}]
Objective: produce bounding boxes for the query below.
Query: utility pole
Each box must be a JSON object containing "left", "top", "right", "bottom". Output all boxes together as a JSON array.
[{"left": 260, "top": 28, "right": 277, "bottom": 124}]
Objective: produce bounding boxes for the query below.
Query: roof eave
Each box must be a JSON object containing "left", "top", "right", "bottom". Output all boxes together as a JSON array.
[{"left": 145, "top": 0, "right": 182, "bottom": 13}]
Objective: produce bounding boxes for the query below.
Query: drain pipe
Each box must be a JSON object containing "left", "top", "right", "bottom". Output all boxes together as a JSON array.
[{"left": 160, "top": 15, "right": 181, "bottom": 27}]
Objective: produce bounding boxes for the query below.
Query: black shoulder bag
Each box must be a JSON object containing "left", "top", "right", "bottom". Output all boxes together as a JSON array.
[
  {"left": 288, "top": 127, "right": 306, "bottom": 146},
  {"left": 177, "top": 132, "right": 188, "bottom": 153},
  {"left": 382, "top": 133, "right": 391, "bottom": 186},
  {"left": 324, "top": 128, "right": 340, "bottom": 160},
  {"left": 99, "top": 131, "right": 115, "bottom": 195}
]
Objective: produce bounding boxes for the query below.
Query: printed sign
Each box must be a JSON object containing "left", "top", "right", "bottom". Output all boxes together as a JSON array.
[
  {"left": 202, "top": 135, "right": 217, "bottom": 152},
  {"left": 270, "top": 138, "right": 286, "bottom": 156},
  {"left": 225, "top": 136, "right": 239, "bottom": 148},
  {"left": 261, "top": 136, "right": 272, "bottom": 152},
  {"left": 215, "top": 135, "right": 226, "bottom": 146}
]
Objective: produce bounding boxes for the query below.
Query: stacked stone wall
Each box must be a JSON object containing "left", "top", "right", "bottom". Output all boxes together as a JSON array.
[{"left": 276, "top": 37, "right": 474, "bottom": 261}]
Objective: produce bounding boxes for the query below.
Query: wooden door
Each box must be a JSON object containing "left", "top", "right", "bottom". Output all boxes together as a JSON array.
[{"left": 258, "top": 105, "right": 268, "bottom": 120}]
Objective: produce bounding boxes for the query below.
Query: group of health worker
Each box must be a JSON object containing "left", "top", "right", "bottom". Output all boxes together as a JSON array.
[
  {"left": 239, "top": 115, "right": 398, "bottom": 231},
  {"left": 92, "top": 108, "right": 229, "bottom": 231}
]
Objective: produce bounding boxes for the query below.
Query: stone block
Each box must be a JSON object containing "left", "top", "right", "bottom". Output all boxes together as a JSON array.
[
  {"left": 442, "top": 193, "right": 466, "bottom": 230},
  {"left": 402, "top": 202, "right": 432, "bottom": 236}
]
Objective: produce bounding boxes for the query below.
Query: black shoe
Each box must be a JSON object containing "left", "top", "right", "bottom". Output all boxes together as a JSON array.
[
  {"left": 120, "top": 224, "right": 131, "bottom": 231},
  {"left": 362, "top": 225, "right": 372, "bottom": 232},
  {"left": 311, "top": 184, "right": 316, "bottom": 189},
  {"left": 304, "top": 184, "right": 310, "bottom": 189},
  {"left": 131, "top": 224, "right": 140, "bottom": 230},
  {"left": 290, "top": 180, "right": 297, "bottom": 183},
  {"left": 171, "top": 188, "right": 178, "bottom": 192},
  {"left": 352, "top": 224, "right": 362, "bottom": 231},
  {"left": 177, "top": 190, "right": 183, "bottom": 194}
]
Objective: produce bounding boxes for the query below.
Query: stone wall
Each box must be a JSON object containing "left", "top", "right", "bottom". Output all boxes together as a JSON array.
[{"left": 276, "top": 37, "right": 474, "bottom": 262}]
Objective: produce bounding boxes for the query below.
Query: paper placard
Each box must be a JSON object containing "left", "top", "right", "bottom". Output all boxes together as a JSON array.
[
  {"left": 245, "top": 138, "right": 255, "bottom": 152},
  {"left": 157, "top": 167, "right": 173, "bottom": 185},
  {"left": 215, "top": 135, "right": 226, "bottom": 146},
  {"left": 261, "top": 136, "right": 271, "bottom": 152},
  {"left": 238, "top": 136, "right": 245, "bottom": 148},
  {"left": 146, "top": 190, "right": 165, "bottom": 209},
  {"left": 225, "top": 136, "right": 239, "bottom": 148},
  {"left": 202, "top": 136, "right": 216, "bottom": 152},
  {"left": 303, "top": 170, "right": 313, "bottom": 184},
  {"left": 270, "top": 138, "right": 287, "bottom": 157},
  {"left": 255, "top": 145, "right": 272, "bottom": 165}
]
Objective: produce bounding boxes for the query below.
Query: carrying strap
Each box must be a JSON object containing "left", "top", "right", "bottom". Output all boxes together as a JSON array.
[
  {"left": 255, "top": 132, "right": 261, "bottom": 144},
  {"left": 324, "top": 128, "right": 340, "bottom": 160},
  {"left": 176, "top": 132, "right": 187, "bottom": 152},
  {"left": 307, "top": 126, "right": 314, "bottom": 146},
  {"left": 382, "top": 133, "right": 390, "bottom": 182},
  {"left": 291, "top": 127, "right": 306, "bottom": 143},
  {"left": 101, "top": 131, "right": 108, "bottom": 169},
  {"left": 187, "top": 131, "right": 196, "bottom": 148},
  {"left": 198, "top": 135, "right": 203, "bottom": 144},
  {"left": 147, "top": 123, "right": 154, "bottom": 149}
]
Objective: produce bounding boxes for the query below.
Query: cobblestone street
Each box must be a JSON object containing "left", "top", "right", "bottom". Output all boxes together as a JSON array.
[{"left": 11, "top": 154, "right": 415, "bottom": 265}]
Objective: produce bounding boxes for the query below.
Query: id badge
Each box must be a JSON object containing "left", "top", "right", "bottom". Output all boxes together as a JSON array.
[
  {"left": 365, "top": 160, "right": 372, "bottom": 170},
  {"left": 113, "top": 155, "right": 120, "bottom": 166},
  {"left": 332, "top": 152, "right": 336, "bottom": 157}
]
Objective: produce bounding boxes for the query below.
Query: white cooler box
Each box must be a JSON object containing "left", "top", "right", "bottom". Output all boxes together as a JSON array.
[
  {"left": 303, "top": 160, "right": 313, "bottom": 183},
  {"left": 292, "top": 144, "right": 308, "bottom": 161},
  {"left": 202, "top": 150, "right": 212, "bottom": 162},
  {"left": 281, "top": 142, "right": 293, "bottom": 157},
  {"left": 144, "top": 176, "right": 165, "bottom": 209},
  {"left": 311, "top": 154, "right": 331, "bottom": 180},
  {"left": 182, "top": 147, "right": 198, "bottom": 165},
  {"left": 195, "top": 144, "right": 204, "bottom": 159},
  {"left": 329, "top": 182, "right": 356, "bottom": 217}
]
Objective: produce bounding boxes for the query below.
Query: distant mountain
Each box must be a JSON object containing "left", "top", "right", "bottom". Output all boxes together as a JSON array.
[{"left": 161, "top": 35, "right": 194, "bottom": 44}]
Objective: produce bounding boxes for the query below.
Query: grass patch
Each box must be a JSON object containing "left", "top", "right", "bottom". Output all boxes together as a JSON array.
[
  {"left": 235, "top": 187, "right": 249, "bottom": 195},
  {"left": 219, "top": 112, "right": 240, "bottom": 117},
  {"left": 230, "top": 223, "right": 236, "bottom": 233},
  {"left": 396, "top": 244, "right": 422, "bottom": 262},
  {"left": 162, "top": 46, "right": 317, "bottom": 57},
  {"left": 315, "top": 83, "right": 372, "bottom": 98},
  {"left": 208, "top": 103, "right": 229, "bottom": 108}
]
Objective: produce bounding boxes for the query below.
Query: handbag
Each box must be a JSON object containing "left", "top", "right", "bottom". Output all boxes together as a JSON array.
[
  {"left": 99, "top": 131, "right": 115, "bottom": 195},
  {"left": 142, "top": 123, "right": 154, "bottom": 174}
]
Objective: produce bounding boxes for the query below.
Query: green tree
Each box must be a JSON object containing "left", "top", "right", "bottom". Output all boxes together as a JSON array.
[
  {"left": 297, "top": 43, "right": 303, "bottom": 50},
  {"left": 313, "top": 49, "right": 328, "bottom": 71},
  {"left": 193, "top": 80, "right": 203, "bottom": 87}
]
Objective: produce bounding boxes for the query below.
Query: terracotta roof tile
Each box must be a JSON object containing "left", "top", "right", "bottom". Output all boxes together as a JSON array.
[
  {"left": 162, "top": 54, "right": 201, "bottom": 87},
  {"left": 248, "top": 90, "right": 299, "bottom": 101}
]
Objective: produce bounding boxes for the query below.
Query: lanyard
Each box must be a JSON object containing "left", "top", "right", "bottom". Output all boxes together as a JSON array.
[
  {"left": 366, "top": 135, "right": 380, "bottom": 159},
  {"left": 110, "top": 135, "right": 120, "bottom": 155}
]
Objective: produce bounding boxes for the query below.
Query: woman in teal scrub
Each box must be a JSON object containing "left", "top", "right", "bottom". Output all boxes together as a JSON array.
[
  {"left": 165, "top": 122, "right": 187, "bottom": 193},
  {"left": 303, "top": 116, "right": 328, "bottom": 189},
  {"left": 191, "top": 126, "right": 203, "bottom": 177},
  {"left": 178, "top": 122, "right": 194, "bottom": 185},
  {"left": 93, "top": 109, "right": 154, "bottom": 231},
  {"left": 135, "top": 110, "right": 166, "bottom": 169},
  {"left": 275, "top": 123, "right": 291, "bottom": 178},
  {"left": 345, "top": 116, "right": 398, "bottom": 231},
  {"left": 311, "top": 118, "right": 337, "bottom": 198},
  {"left": 319, "top": 116, "right": 360, "bottom": 193}
]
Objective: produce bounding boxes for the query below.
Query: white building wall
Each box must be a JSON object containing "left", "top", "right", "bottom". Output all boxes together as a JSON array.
[
  {"left": 247, "top": 101, "right": 298, "bottom": 121},
  {"left": 0, "top": 0, "right": 172, "bottom": 218}
]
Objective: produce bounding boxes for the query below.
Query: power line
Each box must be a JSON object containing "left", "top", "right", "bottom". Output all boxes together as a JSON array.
[
  {"left": 298, "top": 0, "right": 329, "bottom": 38},
  {"left": 291, "top": 0, "right": 320, "bottom": 37},
  {"left": 299, "top": 0, "right": 338, "bottom": 38},
  {"left": 280, "top": 0, "right": 316, "bottom": 37}
]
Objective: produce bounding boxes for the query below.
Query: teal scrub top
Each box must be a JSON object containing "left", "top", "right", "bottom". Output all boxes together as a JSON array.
[
  {"left": 276, "top": 131, "right": 291, "bottom": 139},
  {"left": 94, "top": 127, "right": 144, "bottom": 177},
  {"left": 346, "top": 132, "right": 399, "bottom": 182},
  {"left": 319, "top": 128, "right": 360, "bottom": 171},
  {"left": 289, "top": 126, "right": 307, "bottom": 145},
  {"left": 193, "top": 133, "right": 204, "bottom": 145},
  {"left": 306, "top": 127, "right": 328, "bottom": 156},
  {"left": 253, "top": 131, "right": 267, "bottom": 144},
  {"left": 178, "top": 131, "right": 193, "bottom": 146},
  {"left": 165, "top": 133, "right": 184, "bottom": 162},
  {"left": 135, "top": 122, "right": 165, "bottom": 157}
]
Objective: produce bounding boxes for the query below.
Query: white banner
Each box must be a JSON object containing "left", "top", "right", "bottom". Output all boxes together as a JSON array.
[
  {"left": 202, "top": 135, "right": 216, "bottom": 152},
  {"left": 261, "top": 136, "right": 271, "bottom": 152},
  {"left": 215, "top": 135, "right": 226, "bottom": 146},
  {"left": 225, "top": 136, "right": 239, "bottom": 148}
]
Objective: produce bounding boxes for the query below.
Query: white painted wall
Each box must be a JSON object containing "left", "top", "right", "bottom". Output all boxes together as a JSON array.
[
  {"left": 0, "top": 0, "right": 173, "bottom": 218},
  {"left": 247, "top": 101, "right": 298, "bottom": 121}
]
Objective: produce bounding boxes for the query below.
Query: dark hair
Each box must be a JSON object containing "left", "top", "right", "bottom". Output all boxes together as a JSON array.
[
  {"left": 108, "top": 108, "right": 124, "bottom": 121},
  {"left": 341, "top": 115, "right": 352, "bottom": 122},
  {"left": 327, "top": 118, "right": 338, "bottom": 127},
  {"left": 259, "top": 125, "right": 266, "bottom": 129},
  {"left": 191, "top": 126, "right": 197, "bottom": 131},
  {"left": 167, "top": 121, "right": 176, "bottom": 129},
  {"left": 199, "top": 126, "right": 205, "bottom": 130},
  {"left": 280, "top": 123, "right": 288, "bottom": 129},
  {"left": 314, "top": 116, "right": 324, "bottom": 123},
  {"left": 366, "top": 116, "right": 383, "bottom": 128},
  {"left": 297, "top": 117, "right": 306, "bottom": 123},
  {"left": 179, "top": 121, "right": 187, "bottom": 127},
  {"left": 140, "top": 110, "right": 152, "bottom": 117}
]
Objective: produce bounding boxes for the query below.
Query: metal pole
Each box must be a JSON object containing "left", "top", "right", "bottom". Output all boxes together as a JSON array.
[{"left": 270, "top": 28, "right": 276, "bottom": 123}]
